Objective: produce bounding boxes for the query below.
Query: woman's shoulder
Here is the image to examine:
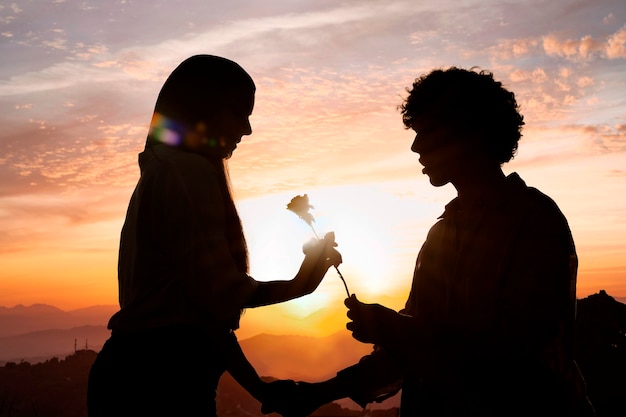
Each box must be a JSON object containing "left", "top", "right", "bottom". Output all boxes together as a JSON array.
[{"left": 143, "top": 145, "right": 217, "bottom": 179}]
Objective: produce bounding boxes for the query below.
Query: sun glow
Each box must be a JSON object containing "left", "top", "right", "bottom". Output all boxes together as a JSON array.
[{"left": 236, "top": 182, "right": 437, "bottom": 316}]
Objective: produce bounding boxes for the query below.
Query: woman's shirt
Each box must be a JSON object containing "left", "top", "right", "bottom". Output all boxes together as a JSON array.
[{"left": 108, "top": 144, "right": 257, "bottom": 334}]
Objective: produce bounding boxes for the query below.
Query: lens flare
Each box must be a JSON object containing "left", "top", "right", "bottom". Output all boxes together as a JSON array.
[{"left": 149, "top": 113, "right": 183, "bottom": 146}]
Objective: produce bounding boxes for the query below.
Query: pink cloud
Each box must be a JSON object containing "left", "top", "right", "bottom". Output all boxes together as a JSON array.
[
  {"left": 575, "top": 123, "right": 626, "bottom": 153},
  {"left": 606, "top": 25, "right": 626, "bottom": 58},
  {"left": 543, "top": 25, "right": 626, "bottom": 61},
  {"left": 489, "top": 38, "right": 540, "bottom": 60}
]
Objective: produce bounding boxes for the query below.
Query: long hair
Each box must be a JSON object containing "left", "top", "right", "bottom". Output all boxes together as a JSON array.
[
  {"left": 148, "top": 55, "right": 254, "bottom": 275},
  {"left": 217, "top": 160, "right": 249, "bottom": 274}
]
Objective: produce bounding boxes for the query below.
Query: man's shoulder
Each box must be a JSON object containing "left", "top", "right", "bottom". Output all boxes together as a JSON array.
[
  {"left": 507, "top": 173, "right": 571, "bottom": 231},
  {"left": 507, "top": 173, "right": 560, "bottom": 209}
]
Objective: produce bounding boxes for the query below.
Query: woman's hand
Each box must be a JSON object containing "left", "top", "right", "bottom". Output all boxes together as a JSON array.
[
  {"left": 296, "top": 232, "right": 342, "bottom": 294},
  {"left": 244, "top": 232, "right": 342, "bottom": 308}
]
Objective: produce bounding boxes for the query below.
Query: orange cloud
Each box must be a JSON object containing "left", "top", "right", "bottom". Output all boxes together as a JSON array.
[
  {"left": 606, "top": 25, "right": 626, "bottom": 58},
  {"left": 543, "top": 25, "right": 626, "bottom": 61},
  {"left": 490, "top": 38, "right": 540, "bottom": 60},
  {"left": 569, "top": 123, "right": 626, "bottom": 153}
]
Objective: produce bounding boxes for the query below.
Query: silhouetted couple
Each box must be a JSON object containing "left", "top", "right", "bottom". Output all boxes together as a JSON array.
[{"left": 87, "top": 55, "right": 595, "bottom": 417}]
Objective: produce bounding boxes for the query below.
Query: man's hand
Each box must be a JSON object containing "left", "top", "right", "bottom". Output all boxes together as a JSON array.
[{"left": 345, "top": 294, "right": 406, "bottom": 346}]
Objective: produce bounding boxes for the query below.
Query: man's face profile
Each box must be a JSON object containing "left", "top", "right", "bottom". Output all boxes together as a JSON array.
[{"left": 410, "top": 117, "right": 469, "bottom": 187}]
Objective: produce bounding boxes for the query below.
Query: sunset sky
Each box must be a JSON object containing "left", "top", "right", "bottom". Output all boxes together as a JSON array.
[{"left": 1, "top": 0, "right": 625, "bottom": 338}]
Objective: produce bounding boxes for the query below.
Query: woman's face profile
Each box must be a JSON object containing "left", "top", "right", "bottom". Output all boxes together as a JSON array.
[{"left": 195, "top": 86, "right": 255, "bottom": 160}]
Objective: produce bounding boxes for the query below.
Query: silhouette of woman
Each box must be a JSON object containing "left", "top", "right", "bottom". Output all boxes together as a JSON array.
[{"left": 86, "top": 55, "right": 341, "bottom": 417}]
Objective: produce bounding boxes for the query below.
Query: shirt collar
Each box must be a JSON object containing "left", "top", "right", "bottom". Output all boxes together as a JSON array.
[{"left": 438, "top": 172, "right": 526, "bottom": 219}]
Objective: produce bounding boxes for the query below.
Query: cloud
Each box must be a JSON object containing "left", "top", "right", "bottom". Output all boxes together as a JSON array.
[
  {"left": 490, "top": 38, "right": 541, "bottom": 61},
  {"left": 0, "top": 91, "right": 147, "bottom": 200},
  {"left": 577, "top": 76, "right": 594, "bottom": 88},
  {"left": 71, "top": 43, "right": 109, "bottom": 62},
  {"left": 0, "top": 189, "right": 127, "bottom": 254},
  {"left": 487, "top": 19, "right": 626, "bottom": 63},
  {"left": 607, "top": 169, "right": 626, "bottom": 177},
  {"left": 606, "top": 25, "right": 626, "bottom": 58},
  {"left": 0, "top": 1, "right": 417, "bottom": 97},
  {"left": 603, "top": 13, "right": 616, "bottom": 26},
  {"left": 542, "top": 25, "right": 626, "bottom": 61},
  {"left": 498, "top": 64, "right": 600, "bottom": 126},
  {"left": 578, "top": 123, "right": 626, "bottom": 153},
  {"left": 6, "top": 0, "right": 623, "bottom": 206},
  {"left": 0, "top": 3, "right": 22, "bottom": 24},
  {"left": 0, "top": 61, "right": 131, "bottom": 96},
  {"left": 542, "top": 34, "right": 599, "bottom": 60}
]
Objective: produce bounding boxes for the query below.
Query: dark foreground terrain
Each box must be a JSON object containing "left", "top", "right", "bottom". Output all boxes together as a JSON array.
[{"left": 0, "top": 290, "right": 624, "bottom": 417}]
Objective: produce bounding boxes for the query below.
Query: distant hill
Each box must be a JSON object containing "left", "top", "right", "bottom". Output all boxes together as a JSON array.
[
  {"left": 0, "top": 325, "right": 371, "bottom": 382},
  {"left": 0, "top": 325, "right": 111, "bottom": 363},
  {"left": 575, "top": 290, "right": 626, "bottom": 417},
  {"left": 0, "top": 304, "right": 117, "bottom": 338},
  {"left": 0, "top": 349, "right": 97, "bottom": 417},
  {"left": 241, "top": 331, "right": 374, "bottom": 381}
]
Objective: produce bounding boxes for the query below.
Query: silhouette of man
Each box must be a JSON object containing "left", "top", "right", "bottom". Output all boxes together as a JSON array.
[{"left": 264, "top": 67, "right": 595, "bottom": 417}]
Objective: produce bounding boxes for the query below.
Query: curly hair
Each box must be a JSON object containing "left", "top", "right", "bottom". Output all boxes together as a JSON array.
[{"left": 399, "top": 67, "right": 524, "bottom": 164}]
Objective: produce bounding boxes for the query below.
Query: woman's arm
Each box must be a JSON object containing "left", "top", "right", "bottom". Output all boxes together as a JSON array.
[
  {"left": 164, "top": 151, "right": 341, "bottom": 314},
  {"left": 244, "top": 234, "right": 342, "bottom": 308},
  {"left": 224, "top": 332, "right": 266, "bottom": 402}
]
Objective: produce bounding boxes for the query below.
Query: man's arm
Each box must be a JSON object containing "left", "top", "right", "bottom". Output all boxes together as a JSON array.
[{"left": 262, "top": 346, "right": 405, "bottom": 416}]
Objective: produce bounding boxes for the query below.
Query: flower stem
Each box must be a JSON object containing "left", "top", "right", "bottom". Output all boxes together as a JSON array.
[{"left": 334, "top": 266, "right": 351, "bottom": 297}]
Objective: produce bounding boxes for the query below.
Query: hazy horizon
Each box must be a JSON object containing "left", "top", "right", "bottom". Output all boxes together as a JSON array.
[{"left": 2, "top": 290, "right": 625, "bottom": 342}]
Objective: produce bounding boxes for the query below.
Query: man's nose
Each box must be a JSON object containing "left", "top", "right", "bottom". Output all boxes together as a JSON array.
[
  {"left": 243, "top": 119, "right": 252, "bottom": 136},
  {"left": 410, "top": 134, "right": 420, "bottom": 153}
]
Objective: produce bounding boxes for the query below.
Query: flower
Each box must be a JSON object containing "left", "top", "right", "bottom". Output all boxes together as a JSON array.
[
  {"left": 287, "top": 194, "right": 350, "bottom": 297},
  {"left": 286, "top": 194, "right": 315, "bottom": 227}
]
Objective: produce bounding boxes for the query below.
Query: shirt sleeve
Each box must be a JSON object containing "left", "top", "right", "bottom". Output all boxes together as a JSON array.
[{"left": 335, "top": 346, "right": 404, "bottom": 408}]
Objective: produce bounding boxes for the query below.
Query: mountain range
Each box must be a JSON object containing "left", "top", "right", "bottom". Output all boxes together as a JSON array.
[{"left": 0, "top": 304, "right": 376, "bottom": 379}]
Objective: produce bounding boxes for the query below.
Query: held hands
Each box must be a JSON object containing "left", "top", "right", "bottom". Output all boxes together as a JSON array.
[
  {"left": 261, "top": 380, "right": 326, "bottom": 417},
  {"left": 261, "top": 379, "right": 299, "bottom": 416},
  {"left": 345, "top": 294, "right": 403, "bottom": 346}
]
